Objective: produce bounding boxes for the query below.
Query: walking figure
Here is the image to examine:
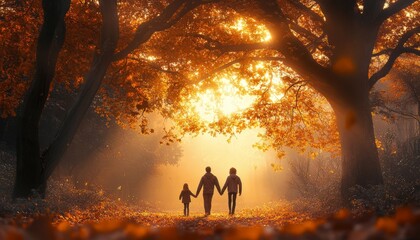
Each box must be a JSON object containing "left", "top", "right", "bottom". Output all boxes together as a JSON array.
[
  {"left": 179, "top": 183, "right": 196, "bottom": 216},
  {"left": 196, "top": 166, "right": 222, "bottom": 216},
  {"left": 221, "top": 167, "right": 242, "bottom": 215}
]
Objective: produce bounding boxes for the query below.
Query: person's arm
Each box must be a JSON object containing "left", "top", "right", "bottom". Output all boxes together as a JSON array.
[
  {"left": 179, "top": 191, "right": 182, "bottom": 200},
  {"left": 196, "top": 178, "right": 203, "bottom": 196},
  {"left": 238, "top": 177, "right": 242, "bottom": 196},
  {"left": 221, "top": 177, "right": 228, "bottom": 195},
  {"left": 189, "top": 190, "right": 197, "bottom": 198},
  {"left": 215, "top": 176, "right": 222, "bottom": 195}
]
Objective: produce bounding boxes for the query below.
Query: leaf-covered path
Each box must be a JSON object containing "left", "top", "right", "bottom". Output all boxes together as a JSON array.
[
  {"left": 54, "top": 201, "right": 310, "bottom": 228},
  {"left": 1, "top": 199, "right": 419, "bottom": 239}
]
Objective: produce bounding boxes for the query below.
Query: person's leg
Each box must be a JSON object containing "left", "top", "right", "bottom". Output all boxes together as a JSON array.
[
  {"left": 232, "top": 193, "right": 237, "bottom": 214},
  {"left": 228, "top": 193, "right": 232, "bottom": 214},
  {"left": 184, "top": 203, "right": 187, "bottom": 216},
  {"left": 204, "top": 194, "right": 210, "bottom": 215},
  {"left": 208, "top": 193, "right": 213, "bottom": 215},
  {"left": 186, "top": 203, "right": 190, "bottom": 216}
]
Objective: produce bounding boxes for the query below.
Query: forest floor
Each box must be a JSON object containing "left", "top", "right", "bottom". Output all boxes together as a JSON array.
[
  {"left": 0, "top": 199, "right": 419, "bottom": 240},
  {"left": 1, "top": 155, "right": 419, "bottom": 239}
]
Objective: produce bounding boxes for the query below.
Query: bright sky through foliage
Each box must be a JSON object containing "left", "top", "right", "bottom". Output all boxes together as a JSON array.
[
  {"left": 183, "top": 17, "right": 279, "bottom": 122},
  {"left": 190, "top": 77, "right": 256, "bottom": 122},
  {"left": 186, "top": 66, "right": 285, "bottom": 123}
]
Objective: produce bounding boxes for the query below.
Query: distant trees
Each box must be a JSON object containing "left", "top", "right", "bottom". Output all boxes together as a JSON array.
[{"left": 372, "top": 57, "right": 419, "bottom": 137}]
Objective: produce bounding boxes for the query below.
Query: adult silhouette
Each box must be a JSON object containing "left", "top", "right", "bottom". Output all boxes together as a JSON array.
[
  {"left": 196, "top": 166, "right": 221, "bottom": 216},
  {"left": 221, "top": 167, "right": 242, "bottom": 215}
]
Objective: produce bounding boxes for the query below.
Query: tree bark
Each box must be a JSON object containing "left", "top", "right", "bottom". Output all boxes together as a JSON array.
[
  {"left": 14, "top": 0, "right": 70, "bottom": 199},
  {"left": 38, "top": 0, "right": 119, "bottom": 196},
  {"left": 331, "top": 90, "right": 383, "bottom": 201},
  {"left": 13, "top": 0, "right": 118, "bottom": 199}
]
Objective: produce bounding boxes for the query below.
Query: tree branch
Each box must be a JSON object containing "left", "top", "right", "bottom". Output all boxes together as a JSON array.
[
  {"left": 372, "top": 43, "right": 420, "bottom": 57},
  {"left": 285, "top": 0, "right": 325, "bottom": 24},
  {"left": 377, "top": 0, "right": 417, "bottom": 24},
  {"left": 189, "top": 33, "right": 275, "bottom": 53},
  {"left": 199, "top": 56, "right": 285, "bottom": 81},
  {"left": 378, "top": 104, "right": 420, "bottom": 123},
  {"left": 113, "top": 0, "right": 218, "bottom": 61},
  {"left": 288, "top": 20, "right": 321, "bottom": 42},
  {"left": 128, "top": 56, "right": 189, "bottom": 80},
  {"left": 362, "top": 0, "right": 386, "bottom": 20},
  {"left": 254, "top": 0, "right": 335, "bottom": 98},
  {"left": 369, "top": 26, "right": 420, "bottom": 89}
]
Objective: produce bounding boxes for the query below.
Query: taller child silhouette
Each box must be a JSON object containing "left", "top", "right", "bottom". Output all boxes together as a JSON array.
[{"left": 196, "top": 166, "right": 221, "bottom": 216}]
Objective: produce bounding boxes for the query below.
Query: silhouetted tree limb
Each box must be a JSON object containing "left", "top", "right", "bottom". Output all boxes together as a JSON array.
[
  {"left": 113, "top": 0, "right": 219, "bottom": 61},
  {"left": 372, "top": 44, "right": 420, "bottom": 57},
  {"left": 201, "top": 56, "right": 285, "bottom": 79},
  {"left": 369, "top": 26, "right": 420, "bottom": 89},
  {"left": 285, "top": 0, "right": 325, "bottom": 24},
  {"left": 378, "top": 104, "right": 420, "bottom": 123},
  {"left": 187, "top": 33, "right": 275, "bottom": 54},
  {"left": 377, "top": 0, "right": 417, "bottom": 24}
]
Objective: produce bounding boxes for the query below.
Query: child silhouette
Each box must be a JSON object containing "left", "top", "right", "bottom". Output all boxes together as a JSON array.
[{"left": 179, "top": 183, "right": 197, "bottom": 216}]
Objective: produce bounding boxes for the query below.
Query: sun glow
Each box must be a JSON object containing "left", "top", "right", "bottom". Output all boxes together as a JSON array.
[
  {"left": 227, "top": 17, "right": 272, "bottom": 42},
  {"left": 184, "top": 64, "right": 286, "bottom": 123},
  {"left": 191, "top": 77, "right": 256, "bottom": 122}
]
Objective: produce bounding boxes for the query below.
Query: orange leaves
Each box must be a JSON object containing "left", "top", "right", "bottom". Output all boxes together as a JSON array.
[
  {"left": 92, "top": 220, "right": 124, "bottom": 233},
  {"left": 376, "top": 217, "right": 398, "bottom": 235},
  {"left": 395, "top": 207, "right": 416, "bottom": 224},
  {"left": 0, "top": 4, "right": 39, "bottom": 118},
  {"left": 0, "top": 225, "right": 28, "bottom": 240},
  {"left": 283, "top": 220, "right": 321, "bottom": 235},
  {"left": 1, "top": 198, "right": 420, "bottom": 240},
  {"left": 334, "top": 209, "right": 350, "bottom": 220},
  {"left": 223, "top": 226, "right": 263, "bottom": 240},
  {"left": 124, "top": 224, "right": 148, "bottom": 238}
]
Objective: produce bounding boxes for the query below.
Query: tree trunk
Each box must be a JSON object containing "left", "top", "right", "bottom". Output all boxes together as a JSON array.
[
  {"left": 38, "top": 0, "right": 119, "bottom": 195},
  {"left": 13, "top": 0, "right": 118, "bottom": 199},
  {"left": 331, "top": 92, "right": 383, "bottom": 201},
  {"left": 14, "top": 0, "right": 70, "bottom": 199}
]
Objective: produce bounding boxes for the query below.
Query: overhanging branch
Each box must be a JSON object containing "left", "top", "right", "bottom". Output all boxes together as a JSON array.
[
  {"left": 113, "top": 0, "right": 217, "bottom": 61},
  {"left": 369, "top": 26, "right": 420, "bottom": 89},
  {"left": 285, "top": 0, "right": 325, "bottom": 24},
  {"left": 189, "top": 33, "right": 275, "bottom": 53},
  {"left": 187, "top": 56, "right": 285, "bottom": 85},
  {"left": 377, "top": 0, "right": 417, "bottom": 24}
]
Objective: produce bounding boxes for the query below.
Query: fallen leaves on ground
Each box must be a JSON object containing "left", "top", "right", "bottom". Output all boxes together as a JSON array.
[{"left": 0, "top": 201, "right": 419, "bottom": 240}]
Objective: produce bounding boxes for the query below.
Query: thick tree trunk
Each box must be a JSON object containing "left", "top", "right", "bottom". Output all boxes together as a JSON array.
[
  {"left": 38, "top": 0, "right": 119, "bottom": 194},
  {"left": 331, "top": 92, "right": 383, "bottom": 201},
  {"left": 14, "top": 0, "right": 70, "bottom": 199},
  {"left": 13, "top": 0, "right": 118, "bottom": 198}
]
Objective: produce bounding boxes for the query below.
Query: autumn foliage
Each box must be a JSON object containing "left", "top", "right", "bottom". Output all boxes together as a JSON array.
[{"left": 0, "top": 2, "right": 419, "bottom": 238}]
